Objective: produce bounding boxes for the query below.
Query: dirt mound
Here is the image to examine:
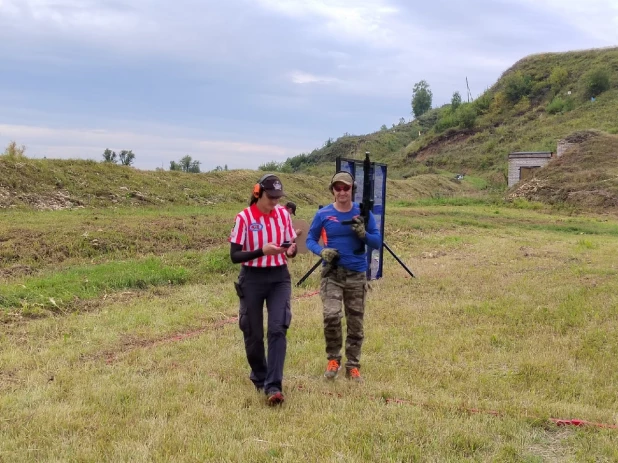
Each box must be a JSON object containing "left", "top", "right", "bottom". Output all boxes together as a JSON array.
[{"left": 561, "top": 130, "right": 602, "bottom": 144}]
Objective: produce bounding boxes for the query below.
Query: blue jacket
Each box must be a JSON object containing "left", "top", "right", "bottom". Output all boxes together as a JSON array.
[{"left": 306, "top": 203, "right": 382, "bottom": 272}]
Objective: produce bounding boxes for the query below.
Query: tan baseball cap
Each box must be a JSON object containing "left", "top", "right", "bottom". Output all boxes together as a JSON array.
[{"left": 330, "top": 172, "right": 354, "bottom": 186}]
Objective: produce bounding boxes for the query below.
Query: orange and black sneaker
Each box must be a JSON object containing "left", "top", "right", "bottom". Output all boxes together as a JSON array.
[
  {"left": 345, "top": 367, "right": 363, "bottom": 383},
  {"left": 324, "top": 359, "right": 341, "bottom": 379},
  {"left": 267, "top": 390, "right": 285, "bottom": 406}
]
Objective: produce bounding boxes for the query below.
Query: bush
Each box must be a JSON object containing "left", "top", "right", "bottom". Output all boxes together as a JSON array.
[
  {"left": 580, "top": 66, "right": 611, "bottom": 99},
  {"left": 416, "top": 108, "right": 440, "bottom": 131},
  {"left": 473, "top": 91, "right": 492, "bottom": 114},
  {"left": 549, "top": 66, "right": 569, "bottom": 92},
  {"left": 547, "top": 97, "right": 564, "bottom": 114},
  {"left": 456, "top": 104, "right": 477, "bottom": 129},
  {"left": 2, "top": 141, "right": 26, "bottom": 158},
  {"left": 435, "top": 113, "right": 457, "bottom": 133},
  {"left": 546, "top": 96, "right": 575, "bottom": 114},
  {"left": 258, "top": 161, "right": 292, "bottom": 173},
  {"left": 285, "top": 153, "right": 314, "bottom": 172},
  {"left": 530, "top": 80, "right": 550, "bottom": 100},
  {"left": 513, "top": 96, "right": 531, "bottom": 114},
  {"left": 503, "top": 71, "right": 532, "bottom": 103},
  {"left": 490, "top": 91, "right": 509, "bottom": 114},
  {"left": 258, "top": 161, "right": 284, "bottom": 171}
]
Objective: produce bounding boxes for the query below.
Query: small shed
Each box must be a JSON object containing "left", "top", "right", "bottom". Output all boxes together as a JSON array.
[{"left": 507, "top": 151, "right": 554, "bottom": 188}]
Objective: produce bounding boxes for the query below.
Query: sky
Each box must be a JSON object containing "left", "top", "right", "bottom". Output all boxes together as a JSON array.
[{"left": 1, "top": 0, "right": 617, "bottom": 171}]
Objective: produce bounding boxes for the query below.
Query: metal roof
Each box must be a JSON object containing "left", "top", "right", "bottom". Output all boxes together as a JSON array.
[{"left": 508, "top": 151, "right": 553, "bottom": 158}]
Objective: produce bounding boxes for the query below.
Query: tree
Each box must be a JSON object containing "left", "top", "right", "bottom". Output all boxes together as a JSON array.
[
  {"left": 171, "top": 155, "right": 200, "bottom": 173},
  {"left": 451, "top": 91, "right": 462, "bottom": 111},
  {"left": 180, "top": 155, "right": 192, "bottom": 172},
  {"left": 187, "top": 160, "right": 200, "bottom": 173},
  {"left": 411, "top": 80, "right": 433, "bottom": 118},
  {"left": 102, "top": 148, "right": 117, "bottom": 163},
  {"left": 118, "top": 150, "right": 135, "bottom": 166}
]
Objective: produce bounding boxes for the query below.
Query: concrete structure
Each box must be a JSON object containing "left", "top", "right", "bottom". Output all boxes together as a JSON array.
[
  {"left": 557, "top": 139, "right": 577, "bottom": 157},
  {"left": 507, "top": 138, "right": 580, "bottom": 188},
  {"left": 507, "top": 151, "right": 554, "bottom": 188}
]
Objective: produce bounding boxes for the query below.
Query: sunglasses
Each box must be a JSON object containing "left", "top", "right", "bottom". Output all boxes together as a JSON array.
[{"left": 333, "top": 184, "right": 351, "bottom": 192}]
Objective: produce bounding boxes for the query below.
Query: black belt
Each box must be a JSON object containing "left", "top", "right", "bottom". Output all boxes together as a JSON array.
[{"left": 242, "top": 264, "right": 288, "bottom": 272}]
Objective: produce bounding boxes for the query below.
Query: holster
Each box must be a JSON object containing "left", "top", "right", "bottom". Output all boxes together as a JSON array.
[{"left": 234, "top": 281, "right": 244, "bottom": 298}]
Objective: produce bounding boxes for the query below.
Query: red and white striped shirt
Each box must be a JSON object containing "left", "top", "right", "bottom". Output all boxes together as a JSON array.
[{"left": 229, "top": 204, "right": 297, "bottom": 267}]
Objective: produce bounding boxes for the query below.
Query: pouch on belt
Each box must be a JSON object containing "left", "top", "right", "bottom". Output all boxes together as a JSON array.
[{"left": 234, "top": 281, "right": 244, "bottom": 298}]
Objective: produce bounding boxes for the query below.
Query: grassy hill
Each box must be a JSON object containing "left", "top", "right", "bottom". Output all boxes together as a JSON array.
[
  {"left": 281, "top": 47, "right": 618, "bottom": 194},
  {"left": 3, "top": 47, "right": 618, "bottom": 212},
  {"left": 0, "top": 154, "right": 482, "bottom": 211}
]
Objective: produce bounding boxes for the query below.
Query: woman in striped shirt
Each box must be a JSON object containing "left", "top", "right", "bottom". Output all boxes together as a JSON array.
[{"left": 229, "top": 174, "right": 297, "bottom": 405}]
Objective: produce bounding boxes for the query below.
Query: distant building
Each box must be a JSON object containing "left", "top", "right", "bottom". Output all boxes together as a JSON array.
[
  {"left": 507, "top": 138, "right": 577, "bottom": 188},
  {"left": 507, "top": 151, "right": 554, "bottom": 188}
]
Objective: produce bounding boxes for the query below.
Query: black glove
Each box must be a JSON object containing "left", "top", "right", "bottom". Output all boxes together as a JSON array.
[
  {"left": 351, "top": 217, "right": 366, "bottom": 240},
  {"left": 320, "top": 248, "right": 339, "bottom": 263}
]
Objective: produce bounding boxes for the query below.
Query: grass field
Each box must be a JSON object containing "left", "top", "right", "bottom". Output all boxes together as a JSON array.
[{"left": 2, "top": 201, "right": 618, "bottom": 462}]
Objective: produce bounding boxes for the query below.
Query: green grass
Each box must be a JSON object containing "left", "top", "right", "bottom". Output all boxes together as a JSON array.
[
  {"left": 0, "top": 245, "right": 244, "bottom": 319},
  {"left": 2, "top": 201, "right": 618, "bottom": 461},
  {"left": 394, "top": 196, "right": 502, "bottom": 207},
  {"left": 0, "top": 205, "right": 240, "bottom": 271},
  {"left": 0, "top": 257, "right": 189, "bottom": 314}
]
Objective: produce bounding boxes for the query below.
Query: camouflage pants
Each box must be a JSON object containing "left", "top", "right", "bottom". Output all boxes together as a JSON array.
[{"left": 320, "top": 265, "right": 367, "bottom": 369}]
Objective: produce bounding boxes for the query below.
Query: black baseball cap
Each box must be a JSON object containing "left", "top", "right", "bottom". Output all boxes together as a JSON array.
[
  {"left": 261, "top": 175, "right": 285, "bottom": 198},
  {"left": 285, "top": 201, "right": 296, "bottom": 215}
]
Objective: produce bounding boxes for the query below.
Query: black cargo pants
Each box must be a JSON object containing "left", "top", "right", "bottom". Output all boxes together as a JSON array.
[{"left": 237, "top": 265, "right": 292, "bottom": 394}]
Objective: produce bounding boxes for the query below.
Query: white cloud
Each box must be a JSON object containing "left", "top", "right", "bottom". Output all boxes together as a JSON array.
[
  {"left": 253, "top": 0, "right": 407, "bottom": 48},
  {"left": 289, "top": 71, "right": 342, "bottom": 85}
]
